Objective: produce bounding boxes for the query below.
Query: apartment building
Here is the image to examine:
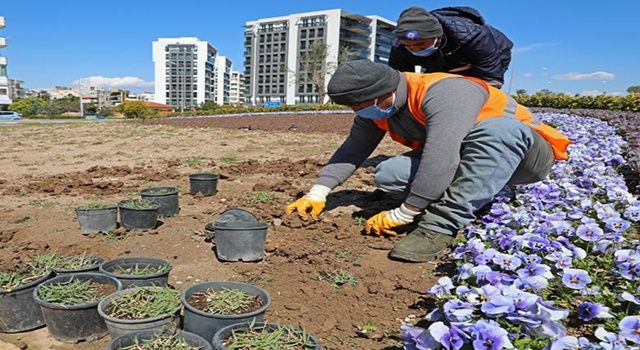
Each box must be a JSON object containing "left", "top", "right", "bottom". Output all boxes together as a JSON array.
[{"left": 243, "top": 9, "right": 396, "bottom": 105}]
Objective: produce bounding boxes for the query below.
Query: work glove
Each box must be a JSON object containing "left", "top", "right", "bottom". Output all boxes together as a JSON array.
[
  {"left": 285, "top": 184, "right": 331, "bottom": 220},
  {"left": 365, "top": 203, "right": 421, "bottom": 236}
]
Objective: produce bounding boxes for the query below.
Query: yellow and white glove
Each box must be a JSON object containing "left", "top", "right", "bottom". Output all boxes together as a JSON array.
[
  {"left": 285, "top": 185, "right": 331, "bottom": 220},
  {"left": 365, "top": 204, "right": 420, "bottom": 236}
]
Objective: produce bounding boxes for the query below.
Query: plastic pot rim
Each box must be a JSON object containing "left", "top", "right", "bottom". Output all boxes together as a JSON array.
[
  {"left": 181, "top": 281, "right": 271, "bottom": 320},
  {"left": 107, "top": 329, "right": 211, "bottom": 350},
  {"left": 99, "top": 257, "right": 173, "bottom": 280},
  {"left": 75, "top": 206, "right": 118, "bottom": 213},
  {"left": 212, "top": 222, "right": 268, "bottom": 230},
  {"left": 139, "top": 187, "right": 180, "bottom": 197},
  {"left": 0, "top": 269, "right": 53, "bottom": 295},
  {"left": 97, "top": 286, "right": 181, "bottom": 325},
  {"left": 212, "top": 322, "right": 321, "bottom": 348},
  {"left": 52, "top": 256, "right": 106, "bottom": 274},
  {"left": 189, "top": 173, "right": 219, "bottom": 179},
  {"left": 33, "top": 272, "right": 122, "bottom": 310}
]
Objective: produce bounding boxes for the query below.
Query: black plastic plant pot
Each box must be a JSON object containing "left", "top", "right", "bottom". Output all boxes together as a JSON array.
[
  {"left": 97, "top": 286, "right": 181, "bottom": 339},
  {"left": 75, "top": 206, "right": 117, "bottom": 234},
  {"left": 182, "top": 281, "right": 271, "bottom": 344},
  {"left": 99, "top": 257, "right": 172, "bottom": 289},
  {"left": 189, "top": 173, "right": 219, "bottom": 196},
  {"left": 0, "top": 270, "right": 53, "bottom": 333},
  {"left": 118, "top": 199, "right": 159, "bottom": 231},
  {"left": 212, "top": 208, "right": 268, "bottom": 262},
  {"left": 213, "top": 322, "right": 322, "bottom": 350},
  {"left": 108, "top": 329, "right": 212, "bottom": 350},
  {"left": 32, "top": 272, "right": 122, "bottom": 343},
  {"left": 53, "top": 256, "right": 105, "bottom": 276},
  {"left": 140, "top": 187, "right": 180, "bottom": 218}
]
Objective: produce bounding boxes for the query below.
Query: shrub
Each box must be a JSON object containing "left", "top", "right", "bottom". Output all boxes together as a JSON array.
[
  {"left": 119, "top": 101, "right": 157, "bottom": 119},
  {"left": 514, "top": 92, "right": 640, "bottom": 112}
]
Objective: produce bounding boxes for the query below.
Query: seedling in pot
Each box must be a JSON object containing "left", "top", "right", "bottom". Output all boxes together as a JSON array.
[
  {"left": 77, "top": 202, "right": 113, "bottom": 210},
  {"left": 105, "top": 287, "right": 181, "bottom": 320},
  {"left": 120, "top": 199, "right": 159, "bottom": 210},
  {"left": 319, "top": 269, "right": 358, "bottom": 288},
  {"left": 38, "top": 277, "right": 107, "bottom": 305},
  {"left": 187, "top": 288, "right": 264, "bottom": 315},
  {"left": 142, "top": 188, "right": 177, "bottom": 196},
  {"left": 223, "top": 322, "right": 316, "bottom": 349},
  {"left": 30, "top": 252, "right": 98, "bottom": 271},
  {"left": 121, "top": 331, "right": 200, "bottom": 350},
  {"left": 112, "top": 263, "right": 170, "bottom": 276},
  {"left": 0, "top": 269, "right": 45, "bottom": 292}
]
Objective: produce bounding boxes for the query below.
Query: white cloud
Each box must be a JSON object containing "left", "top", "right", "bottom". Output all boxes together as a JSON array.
[
  {"left": 553, "top": 71, "right": 615, "bottom": 81},
  {"left": 578, "top": 90, "right": 626, "bottom": 96},
  {"left": 523, "top": 72, "right": 533, "bottom": 78},
  {"left": 513, "top": 43, "right": 554, "bottom": 53},
  {"left": 72, "top": 76, "right": 154, "bottom": 89}
]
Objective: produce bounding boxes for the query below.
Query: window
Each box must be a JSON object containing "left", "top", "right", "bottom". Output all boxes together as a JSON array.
[
  {"left": 281, "top": 32, "right": 286, "bottom": 40},
  {"left": 301, "top": 30, "right": 307, "bottom": 39},
  {"left": 309, "top": 29, "right": 315, "bottom": 37},
  {"left": 317, "top": 28, "right": 324, "bottom": 37}
]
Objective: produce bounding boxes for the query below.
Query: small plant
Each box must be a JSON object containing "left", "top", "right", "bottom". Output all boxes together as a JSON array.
[
  {"left": 353, "top": 216, "right": 366, "bottom": 229},
  {"left": 29, "top": 199, "right": 53, "bottom": 207},
  {"left": 77, "top": 202, "right": 113, "bottom": 210},
  {"left": 182, "top": 156, "right": 204, "bottom": 167},
  {"left": 106, "top": 288, "right": 181, "bottom": 320},
  {"left": 0, "top": 270, "right": 44, "bottom": 291},
  {"left": 121, "top": 331, "right": 196, "bottom": 350},
  {"left": 30, "top": 252, "right": 97, "bottom": 271},
  {"left": 38, "top": 278, "right": 102, "bottom": 305},
  {"left": 189, "top": 288, "right": 262, "bottom": 315},
  {"left": 119, "top": 199, "right": 158, "bottom": 210},
  {"left": 250, "top": 191, "right": 273, "bottom": 204},
  {"left": 104, "top": 230, "right": 126, "bottom": 240},
  {"left": 359, "top": 320, "right": 379, "bottom": 334},
  {"left": 220, "top": 155, "right": 238, "bottom": 163},
  {"left": 112, "top": 264, "right": 169, "bottom": 276},
  {"left": 319, "top": 269, "right": 358, "bottom": 288},
  {"left": 143, "top": 188, "right": 177, "bottom": 196},
  {"left": 334, "top": 248, "right": 351, "bottom": 260},
  {"left": 224, "top": 322, "right": 316, "bottom": 349}
]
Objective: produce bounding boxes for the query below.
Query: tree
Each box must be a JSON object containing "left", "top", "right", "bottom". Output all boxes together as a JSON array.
[
  {"left": 627, "top": 86, "right": 640, "bottom": 94},
  {"left": 119, "top": 101, "right": 155, "bottom": 119},
  {"left": 538, "top": 89, "right": 554, "bottom": 95},
  {"left": 515, "top": 89, "right": 527, "bottom": 95},
  {"left": 199, "top": 100, "right": 218, "bottom": 111},
  {"left": 9, "top": 97, "right": 46, "bottom": 117},
  {"left": 295, "top": 42, "right": 356, "bottom": 104},
  {"left": 51, "top": 94, "right": 80, "bottom": 113}
]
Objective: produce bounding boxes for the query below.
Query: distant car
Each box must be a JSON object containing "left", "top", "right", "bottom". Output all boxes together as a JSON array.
[
  {"left": 83, "top": 113, "right": 106, "bottom": 120},
  {"left": 0, "top": 111, "right": 22, "bottom": 121}
]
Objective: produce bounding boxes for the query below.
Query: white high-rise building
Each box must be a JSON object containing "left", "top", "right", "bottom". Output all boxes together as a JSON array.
[
  {"left": 152, "top": 37, "right": 217, "bottom": 110},
  {"left": 229, "top": 71, "right": 245, "bottom": 105},
  {"left": 243, "top": 9, "right": 396, "bottom": 105},
  {"left": 214, "top": 56, "right": 232, "bottom": 105},
  {"left": 0, "top": 16, "right": 11, "bottom": 107}
]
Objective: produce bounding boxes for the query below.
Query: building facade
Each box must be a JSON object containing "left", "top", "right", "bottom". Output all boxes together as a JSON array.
[
  {"left": 214, "top": 56, "right": 232, "bottom": 105},
  {"left": 229, "top": 71, "right": 245, "bottom": 105},
  {"left": 152, "top": 37, "right": 217, "bottom": 110},
  {"left": 8, "top": 79, "right": 24, "bottom": 100},
  {"left": 243, "top": 9, "right": 395, "bottom": 105},
  {"left": 0, "top": 16, "right": 11, "bottom": 108}
]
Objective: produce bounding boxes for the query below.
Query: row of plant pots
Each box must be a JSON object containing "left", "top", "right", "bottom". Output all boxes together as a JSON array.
[{"left": 0, "top": 256, "right": 170, "bottom": 336}]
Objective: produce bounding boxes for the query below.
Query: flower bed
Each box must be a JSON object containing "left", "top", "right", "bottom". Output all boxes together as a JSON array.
[{"left": 401, "top": 113, "right": 640, "bottom": 350}]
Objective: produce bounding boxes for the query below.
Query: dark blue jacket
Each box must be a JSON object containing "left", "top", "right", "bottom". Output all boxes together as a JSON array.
[{"left": 388, "top": 7, "right": 513, "bottom": 85}]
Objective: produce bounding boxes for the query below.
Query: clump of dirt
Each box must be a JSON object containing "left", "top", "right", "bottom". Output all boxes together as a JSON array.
[
  {"left": 3, "top": 165, "right": 181, "bottom": 196},
  {"left": 220, "top": 158, "right": 325, "bottom": 179}
]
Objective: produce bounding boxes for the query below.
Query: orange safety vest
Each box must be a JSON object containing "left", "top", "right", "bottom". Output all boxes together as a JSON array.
[{"left": 373, "top": 72, "right": 572, "bottom": 160}]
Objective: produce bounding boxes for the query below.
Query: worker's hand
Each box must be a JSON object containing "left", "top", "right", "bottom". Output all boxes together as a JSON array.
[
  {"left": 364, "top": 204, "right": 421, "bottom": 236},
  {"left": 285, "top": 184, "right": 331, "bottom": 220},
  {"left": 286, "top": 197, "right": 325, "bottom": 220}
]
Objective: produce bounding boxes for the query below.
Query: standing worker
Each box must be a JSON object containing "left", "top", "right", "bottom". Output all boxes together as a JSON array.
[
  {"left": 389, "top": 6, "right": 513, "bottom": 88},
  {"left": 285, "top": 60, "right": 571, "bottom": 262}
]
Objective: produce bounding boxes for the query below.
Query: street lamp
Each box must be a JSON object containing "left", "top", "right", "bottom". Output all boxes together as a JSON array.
[{"left": 77, "top": 77, "right": 87, "bottom": 117}]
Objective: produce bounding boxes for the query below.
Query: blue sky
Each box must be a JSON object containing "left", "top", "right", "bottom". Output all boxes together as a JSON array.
[{"left": 2, "top": 0, "right": 639, "bottom": 95}]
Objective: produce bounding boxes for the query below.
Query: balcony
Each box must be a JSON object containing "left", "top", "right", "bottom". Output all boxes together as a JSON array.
[
  {"left": 0, "top": 38, "right": 5, "bottom": 49},
  {"left": 0, "top": 17, "right": 4, "bottom": 29},
  {"left": 0, "top": 56, "right": 6, "bottom": 65}
]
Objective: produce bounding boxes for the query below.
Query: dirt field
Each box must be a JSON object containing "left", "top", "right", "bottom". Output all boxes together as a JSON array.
[{"left": 0, "top": 115, "right": 440, "bottom": 350}]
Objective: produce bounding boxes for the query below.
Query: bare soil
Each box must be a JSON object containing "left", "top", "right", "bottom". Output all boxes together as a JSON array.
[{"left": 0, "top": 115, "right": 438, "bottom": 350}]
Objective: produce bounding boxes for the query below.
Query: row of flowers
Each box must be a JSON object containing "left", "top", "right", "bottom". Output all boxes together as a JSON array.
[{"left": 402, "top": 113, "right": 640, "bottom": 350}]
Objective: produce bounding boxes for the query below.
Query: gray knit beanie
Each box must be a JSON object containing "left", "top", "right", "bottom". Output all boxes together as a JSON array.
[
  {"left": 394, "top": 7, "right": 443, "bottom": 40},
  {"left": 327, "top": 59, "right": 400, "bottom": 105}
]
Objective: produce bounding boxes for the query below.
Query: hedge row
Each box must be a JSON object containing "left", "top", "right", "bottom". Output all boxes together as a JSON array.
[
  {"left": 514, "top": 93, "right": 640, "bottom": 111},
  {"left": 166, "top": 104, "right": 350, "bottom": 118}
]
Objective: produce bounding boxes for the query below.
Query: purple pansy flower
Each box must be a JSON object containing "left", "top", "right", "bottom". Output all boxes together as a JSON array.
[{"left": 561, "top": 268, "right": 592, "bottom": 290}]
